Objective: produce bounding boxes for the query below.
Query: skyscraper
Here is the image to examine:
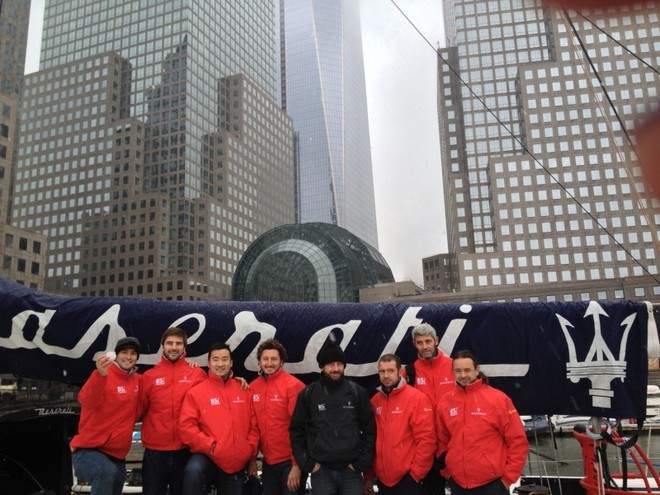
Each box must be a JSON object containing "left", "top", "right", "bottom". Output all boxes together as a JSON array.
[
  {"left": 429, "top": 0, "right": 660, "bottom": 301},
  {"left": 281, "top": 0, "right": 379, "bottom": 248},
  {"left": 0, "top": 0, "right": 47, "bottom": 291},
  {"left": 12, "top": 1, "right": 295, "bottom": 299}
]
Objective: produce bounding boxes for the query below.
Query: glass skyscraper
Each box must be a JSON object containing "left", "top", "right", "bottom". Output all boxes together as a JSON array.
[
  {"left": 281, "top": 0, "right": 379, "bottom": 248},
  {"left": 12, "top": 0, "right": 296, "bottom": 299},
  {"left": 427, "top": 0, "right": 660, "bottom": 301}
]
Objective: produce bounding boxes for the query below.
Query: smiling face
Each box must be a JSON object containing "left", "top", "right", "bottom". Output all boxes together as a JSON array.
[
  {"left": 453, "top": 357, "right": 480, "bottom": 387},
  {"left": 259, "top": 349, "right": 283, "bottom": 377},
  {"left": 115, "top": 349, "right": 139, "bottom": 371},
  {"left": 162, "top": 335, "right": 185, "bottom": 362},
  {"left": 322, "top": 361, "right": 345, "bottom": 382},
  {"left": 413, "top": 334, "right": 439, "bottom": 361},
  {"left": 208, "top": 348, "right": 233, "bottom": 380}
]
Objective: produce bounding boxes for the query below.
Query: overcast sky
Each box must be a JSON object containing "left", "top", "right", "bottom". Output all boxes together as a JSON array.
[{"left": 25, "top": 0, "right": 447, "bottom": 286}]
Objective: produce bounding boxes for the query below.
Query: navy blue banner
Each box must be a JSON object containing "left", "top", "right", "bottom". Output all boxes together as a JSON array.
[{"left": 0, "top": 278, "right": 656, "bottom": 417}]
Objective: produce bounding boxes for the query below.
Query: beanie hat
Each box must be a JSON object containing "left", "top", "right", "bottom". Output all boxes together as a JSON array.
[
  {"left": 115, "top": 336, "right": 141, "bottom": 357},
  {"left": 317, "top": 341, "right": 346, "bottom": 368}
]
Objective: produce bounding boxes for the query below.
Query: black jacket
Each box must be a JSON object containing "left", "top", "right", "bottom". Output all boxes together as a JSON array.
[{"left": 289, "top": 374, "right": 375, "bottom": 473}]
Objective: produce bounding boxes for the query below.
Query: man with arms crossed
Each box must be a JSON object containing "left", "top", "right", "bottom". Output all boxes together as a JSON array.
[
  {"left": 436, "top": 350, "right": 528, "bottom": 495},
  {"left": 247, "top": 338, "right": 306, "bottom": 495},
  {"left": 179, "top": 342, "right": 259, "bottom": 495},
  {"left": 364, "top": 354, "right": 436, "bottom": 495},
  {"left": 70, "top": 337, "right": 142, "bottom": 495},
  {"left": 140, "top": 327, "right": 206, "bottom": 495}
]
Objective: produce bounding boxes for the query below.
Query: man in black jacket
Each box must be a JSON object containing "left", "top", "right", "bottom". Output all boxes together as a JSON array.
[{"left": 289, "top": 340, "right": 375, "bottom": 495}]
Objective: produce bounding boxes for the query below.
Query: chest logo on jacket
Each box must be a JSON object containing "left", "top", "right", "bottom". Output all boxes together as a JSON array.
[
  {"left": 116, "top": 386, "right": 127, "bottom": 394},
  {"left": 253, "top": 394, "right": 261, "bottom": 402},
  {"left": 210, "top": 397, "right": 221, "bottom": 406},
  {"left": 155, "top": 377, "right": 165, "bottom": 386},
  {"left": 449, "top": 407, "right": 458, "bottom": 417},
  {"left": 317, "top": 404, "right": 326, "bottom": 411}
]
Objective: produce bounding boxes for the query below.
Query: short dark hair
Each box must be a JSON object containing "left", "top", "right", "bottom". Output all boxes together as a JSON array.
[
  {"left": 207, "top": 342, "right": 232, "bottom": 361},
  {"left": 257, "top": 338, "right": 288, "bottom": 361},
  {"left": 378, "top": 353, "right": 401, "bottom": 369},
  {"left": 161, "top": 327, "right": 187, "bottom": 347}
]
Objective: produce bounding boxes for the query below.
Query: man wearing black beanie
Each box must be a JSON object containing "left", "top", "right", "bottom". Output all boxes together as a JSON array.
[{"left": 289, "top": 339, "right": 375, "bottom": 495}]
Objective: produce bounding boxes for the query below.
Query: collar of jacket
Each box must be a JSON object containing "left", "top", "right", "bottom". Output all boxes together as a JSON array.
[{"left": 376, "top": 376, "right": 406, "bottom": 397}]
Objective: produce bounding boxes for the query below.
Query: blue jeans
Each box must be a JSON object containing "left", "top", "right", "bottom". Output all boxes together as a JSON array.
[
  {"left": 262, "top": 460, "right": 307, "bottom": 495},
  {"left": 182, "top": 453, "right": 245, "bottom": 495},
  {"left": 142, "top": 447, "right": 190, "bottom": 495},
  {"left": 310, "top": 465, "right": 362, "bottom": 495},
  {"left": 72, "top": 449, "right": 126, "bottom": 495}
]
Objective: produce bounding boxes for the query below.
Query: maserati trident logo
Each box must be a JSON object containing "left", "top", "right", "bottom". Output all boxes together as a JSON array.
[{"left": 558, "top": 301, "right": 636, "bottom": 408}]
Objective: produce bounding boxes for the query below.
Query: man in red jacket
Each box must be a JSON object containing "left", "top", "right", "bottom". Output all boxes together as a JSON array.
[
  {"left": 409, "top": 323, "right": 454, "bottom": 495},
  {"left": 70, "top": 336, "right": 142, "bottom": 495},
  {"left": 364, "top": 354, "right": 436, "bottom": 495},
  {"left": 247, "top": 338, "right": 306, "bottom": 495},
  {"left": 140, "top": 327, "right": 206, "bottom": 495},
  {"left": 436, "top": 350, "right": 528, "bottom": 495},
  {"left": 410, "top": 323, "right": 455, "bottom": 408},
  {"left": 179, "top": 342, "right": 259, "bottom": 495}
]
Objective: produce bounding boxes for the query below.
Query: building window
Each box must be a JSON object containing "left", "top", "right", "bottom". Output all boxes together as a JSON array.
[
  {"left": 31, "top": 262, "right": 39, "bottom": 275},
  {"left": 17, "top": 259, "right": 26, "bottom": 272}
]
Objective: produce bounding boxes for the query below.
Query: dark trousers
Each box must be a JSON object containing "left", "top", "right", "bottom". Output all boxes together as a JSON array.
[
  {"left": 262, "top": 459, "right": 307, "bottom": 495},
  {"left": 448, "top": 478, "right": 509, "bottom": 495},
  {"left": 182, "top": 453, "right": 245, "bottom": 495},
  {"left": 309, "top": 465, "right": 363, "bottom": 495},
  {"left": 377, "top": 473, "right": 424, "bottom": 495},
  {"left": 142, "top": 447, "right": 190, "bottom": 495},
  {"left": 423, "top": 468, "right": 446, "bottom": 495}
]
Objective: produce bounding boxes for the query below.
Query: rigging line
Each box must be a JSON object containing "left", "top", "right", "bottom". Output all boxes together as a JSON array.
[
  {"left": 389, "top": 0, "right": 660, "bottom": 284},
  {"left": 574, "top": 10, "right": 660, "bottom": 76},
  {"left": 562, "top": 8, "right": 660, "bottom": 253}
]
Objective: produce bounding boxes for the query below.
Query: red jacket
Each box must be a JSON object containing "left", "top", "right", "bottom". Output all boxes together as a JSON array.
[
  {"left": 370, "top": 379, "right": 436, "bottom": 487},
  {"left": 179, "top": 373, "right": 259, "bottom": 473},
  {"left": 436, "top": 379, "right": 529, "bottom": 488},
  {"left": 413, "top": 351, "right": 454, "bottom": 405},
  {"left": 140, "top": 355, "right": 206, "bottom": 451},
  {"left": 70, "top": 364, "right": 142, "bottom": 459},
  {"left": 249, "top": 369, "right": 305, "bottom": 465}
]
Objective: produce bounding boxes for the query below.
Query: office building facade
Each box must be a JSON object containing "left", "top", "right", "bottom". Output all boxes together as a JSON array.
[
  {"left": 0, "top": 0, "right": 47, "bottom": 290},
  {"left": 281, "top": 0, "right": 379, "bottom": 247},
  {"left": 11, "top": 1, "right": 295, "bottom": 299},
  {"left": 430, "top": 0, "right": 660, "bottom": 302}
]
